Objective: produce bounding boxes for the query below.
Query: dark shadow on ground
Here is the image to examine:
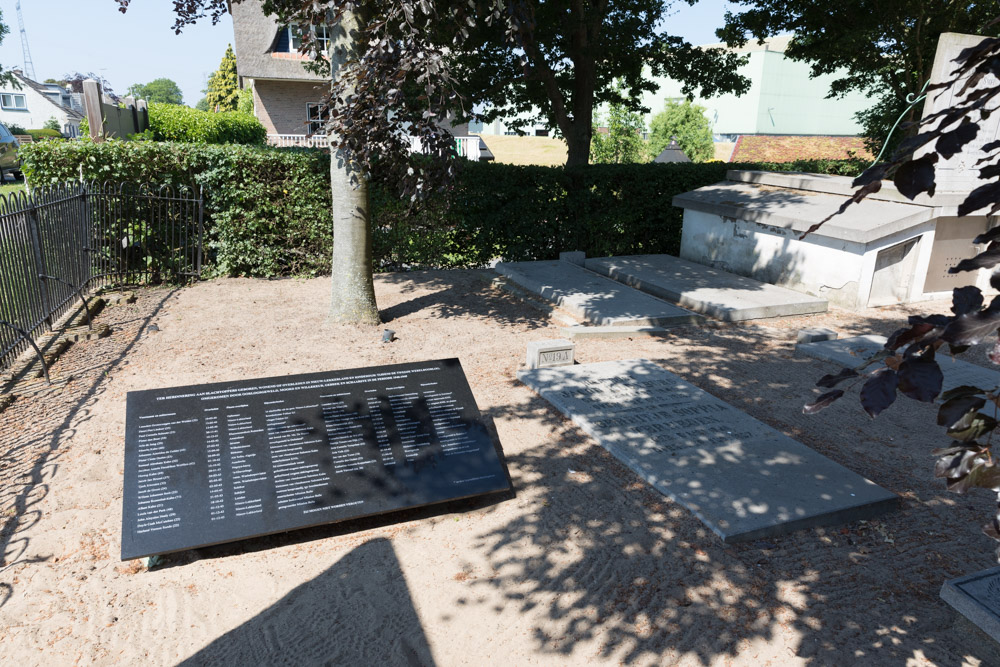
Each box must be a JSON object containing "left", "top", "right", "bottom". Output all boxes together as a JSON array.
[
  {"left": 459, "top": 303, "right": 998, "bottom": 664},
  {"left": 177, "top": 537, "right": 435, "bottom": 666},
  {"left": 0, "top": 287, "right": 178, "bottom": 607},
  {"left": 376, "top": 269, "right": 549, "bottom": 329}
]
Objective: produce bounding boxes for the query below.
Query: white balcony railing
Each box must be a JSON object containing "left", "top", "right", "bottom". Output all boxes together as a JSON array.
[
  {"left": 266, "top": 134, "right": 330, "bottom": 148},
  {"left": 267, "top": 133, "right": 480, "bottom": 160}
]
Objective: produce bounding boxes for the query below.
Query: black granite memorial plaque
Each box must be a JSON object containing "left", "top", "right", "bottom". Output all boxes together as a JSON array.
[{"left": 121, "top": 358, "right": 512, "bottom": 559}]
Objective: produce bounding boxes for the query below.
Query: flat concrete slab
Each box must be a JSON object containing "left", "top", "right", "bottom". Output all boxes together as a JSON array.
[
  {"left": 797, "top": 335, "right": 1000, "bottom": 392},
  {"left": 517, "top": 359, "right": 898, "bottom": 543},
  {"left": 495, "top": 261, "right": 701, "bottom": 327},
  {"left": 941, "top": 567, "right": 1000, "bottom": 645},
  {"left": 561, "top": 325, "right": 670, "bottom": 339},
  {"left": 585, "top": 254, "right": 828, "bottom": 322}
]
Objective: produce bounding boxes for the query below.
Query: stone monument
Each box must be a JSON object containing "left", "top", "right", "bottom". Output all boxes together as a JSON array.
[{"left": 672, "top": 32, "right": 999, "bottom": 310}]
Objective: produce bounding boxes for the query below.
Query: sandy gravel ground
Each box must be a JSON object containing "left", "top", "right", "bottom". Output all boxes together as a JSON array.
[{"left": 1, "top": 270, "right": 998, "bottom": 666}]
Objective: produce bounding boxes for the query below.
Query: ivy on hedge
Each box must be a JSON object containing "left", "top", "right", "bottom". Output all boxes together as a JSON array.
[{"left": 19, "top": 139, "right": 865, "bottom": 277}]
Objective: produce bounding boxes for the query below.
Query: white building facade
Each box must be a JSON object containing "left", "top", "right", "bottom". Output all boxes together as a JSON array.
[{"left": 0, "top": 72, "right": 84, "bottom": 137}]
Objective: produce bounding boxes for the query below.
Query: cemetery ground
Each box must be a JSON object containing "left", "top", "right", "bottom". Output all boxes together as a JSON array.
[{"left": 0, "top": 269, "right": 998, "bottom": 665}]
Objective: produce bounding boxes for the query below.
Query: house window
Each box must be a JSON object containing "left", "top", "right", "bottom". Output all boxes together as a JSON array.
[
  {"left": 285, "top": 25, "right": 329, "bottom": 53},
  {"left": 307, "top": 103, "right": 329, "bottom": 135},
  {"left": 287, "top": 26, "right": 302, "bottom": 51},
  {"left": 315, "top": 25, "right": 330, "bottom": 52},
  {"left": 0, "top": 93, "right": 26, "bottom": 110}
]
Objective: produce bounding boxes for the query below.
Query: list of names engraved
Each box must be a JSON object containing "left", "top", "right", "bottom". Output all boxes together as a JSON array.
[{"left": 122, "top": 359, "right": 511, "bottom": 560}]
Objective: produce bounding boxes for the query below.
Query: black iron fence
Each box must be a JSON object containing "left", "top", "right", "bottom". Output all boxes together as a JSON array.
[{"left": 0, "top": 182, "right": 203, "bottom": 373}]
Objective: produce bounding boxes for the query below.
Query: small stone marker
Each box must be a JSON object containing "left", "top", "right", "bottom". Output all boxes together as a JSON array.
[
  {"left": 526, "top": 339, "right": 575, "bottom": 369},
  {"left": 559, "top": 251, "right": 586, "bottom": 266},
  {"left": 941, "top": 567, "right": 1000, "bottom": 644},
  {"left": 518, "top": 359, "right": 897, "bottom": 543},
  {"left": 797, "top": 335, "right": 1000, "bottom": 392},
  {"left": 796, "top": 328, "right": 838, "bottom": 344}
]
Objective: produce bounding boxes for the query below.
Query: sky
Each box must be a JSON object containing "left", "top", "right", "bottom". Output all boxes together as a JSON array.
[{"left": 0, "top": 0, "right": 738, "bottom": 107}]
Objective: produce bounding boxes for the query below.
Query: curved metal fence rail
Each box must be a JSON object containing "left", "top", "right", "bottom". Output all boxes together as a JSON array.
[{"left": 0, "top": 181, "right": 203, "bottom": 374}]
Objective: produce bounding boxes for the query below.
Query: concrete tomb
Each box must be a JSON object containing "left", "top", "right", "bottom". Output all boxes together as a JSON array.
[
  {"left": 941, "top": 567, "right": 1000, "bottom": 645},
  {"left": 672, "top": 33, "right": 999, "bottom": 310},
  {"left": 121, "top": 359, "right": 512, "bottom": 560},
  {"left": 585, "top": 254, "right": 828, "bottom": 321},
  {"left": 518, "top": 359, "right": 897, "bottom": 542},
  {"left": 796, "top": 335, "right": 1000, "bottom": 393},
  {"left": 495, "top": 260, "right": 702, "bottom": 327}
]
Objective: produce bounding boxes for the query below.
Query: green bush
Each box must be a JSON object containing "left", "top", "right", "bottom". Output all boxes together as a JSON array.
[
  {"left": 18, "top": 138, "right": 866, "bottom": 277},
  {"left": 26, "top": 128, "right": 63, "bottom": 140},
  {"left": 147, "top": 103, "right": 267, "bottom": 145}
]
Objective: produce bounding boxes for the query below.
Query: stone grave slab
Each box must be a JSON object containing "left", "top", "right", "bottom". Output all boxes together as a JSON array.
[
  {"left": 796, "top": 335, "right": 1000, "bottom": 392},
  {"left": 495, "top": 260, "right": 702, "bottom": 327},
  {"left": 122, "top": 359, "right": 512, "bottom": 560},
  {"left": 517, "top": 359, "right": 897, "bottom": 542},
  {"left": 585, "top": 254, "right": 828, "bottom": 321},
  {"left": 526, "top": 339, "right": 574, "bottom": 369},
  {"left": 941, "top": 567, "right": 1000, "bottom": 644}
]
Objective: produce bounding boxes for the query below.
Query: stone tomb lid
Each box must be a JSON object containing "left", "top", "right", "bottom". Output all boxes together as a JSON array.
[
  {"left": 517, "top": 359, "right": 898, "bottom": 543},
  {"left": 671, "top": 180, "right": 934, "bottom": 245},
  {"left": 941, "top": 566, "right": 1000, "bottom": 643},
  {"left": 121, "top": 358, "right": 512, "bottom": 560}
]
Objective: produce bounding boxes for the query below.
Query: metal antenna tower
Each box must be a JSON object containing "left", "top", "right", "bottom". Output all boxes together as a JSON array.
[{"left": 15, "top": 1, "right": 35, "bottom": 80}]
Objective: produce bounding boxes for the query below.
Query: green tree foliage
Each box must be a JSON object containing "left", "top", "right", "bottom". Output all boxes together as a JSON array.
[
  {"left": 451, "top": 0, "right": 749, "bottom": 167},
  {"left": 718, "top": 1, "right": 999, "bottom": 155},
  {"left": 127, "top": 78, "right": 184, "bottom": 105},
  {"left": 648, "top": 100, "right": 714, "bottom": 163},
  {"left": 236, "top": 84, "right": 254, "bottom": 115},
  {"left": 205, "top": 44, "right": 239, "bottom": 112},
  {"left": 195, "top": 97, "right": 210, "bottom": 112},
  {"left": 590, "top": 95, "right": 647, "bottom": 164},
  {"left": 42, "top": 117, "right": 61, "bottom": 132},
  {"left": 146, "top": 103, "right": 266, "bottom": 144}
]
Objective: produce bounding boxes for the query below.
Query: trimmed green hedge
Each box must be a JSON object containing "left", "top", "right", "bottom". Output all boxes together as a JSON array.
[
  {"left": 147, "top": 103, "right": 267, "bottom": 145},
  {"left": 19, "top": 139, "right": 865, "bottom": 277}
]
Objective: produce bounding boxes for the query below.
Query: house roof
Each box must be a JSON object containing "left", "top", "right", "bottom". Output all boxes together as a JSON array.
[
  {"left": 653, "top": 139, "right": 691, "bottom": 163},
  {"left": 13, "top": 72, "right": 84, "bottom": 120},
  {"left": 729, "top": 135, "right": 872, "bottom": 163},
  {"left": 231, "top": 1, "right": 325, "bottom": 82}
]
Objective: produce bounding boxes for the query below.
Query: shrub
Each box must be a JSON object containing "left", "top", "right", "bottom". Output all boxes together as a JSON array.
[
  {"left": 26, "top": 128, "right": 63, "bottom": 141},
  {"left": 147, "top": 103, "right": 266, "bottom": 145},
  {"left": 18, "top": 138, "right": 866, "bottom": 276}
]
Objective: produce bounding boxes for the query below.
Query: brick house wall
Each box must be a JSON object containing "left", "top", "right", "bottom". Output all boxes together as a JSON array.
[{"left": 252, "top": 80, "right": 327, "bottom": 135}]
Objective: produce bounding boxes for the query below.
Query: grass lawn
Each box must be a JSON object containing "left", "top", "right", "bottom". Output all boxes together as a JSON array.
[{"left": 0, "top": 181, "right": 26, "bottom": 198}]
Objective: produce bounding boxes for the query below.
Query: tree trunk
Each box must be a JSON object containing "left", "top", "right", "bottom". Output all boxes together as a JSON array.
[
  {"left": 564, "top": 124, "right": 592, "bottom": 168},
  {"left": 328, "top": 9, "right": 380, "bottom": 325}
]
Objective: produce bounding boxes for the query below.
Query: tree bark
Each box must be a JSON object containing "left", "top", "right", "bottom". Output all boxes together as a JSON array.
[{"left": 328, "top": 9, "right": 380, "bottom": 325}]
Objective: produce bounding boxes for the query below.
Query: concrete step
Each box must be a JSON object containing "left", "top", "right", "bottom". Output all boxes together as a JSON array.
[
  {"left": 585, "top": 254, "right": 828, "bottom": 322},
  {"left": 495, "top": 260, "right": 702, "bottom": 328}
]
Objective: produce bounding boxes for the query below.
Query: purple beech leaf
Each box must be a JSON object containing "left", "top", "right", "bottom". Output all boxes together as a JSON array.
[
  {"left": 803, "top": 389, "right": 844, "bottom": 414},
  {"left": 959, "top": 182, "right": 1000, "bottom": 216},
  {"left": 936, "top": 120, "right": 980, "bottom": 159},
  {"left": 860, "top": 368, "right": 898, "bottom": 418},
  {"left": 816, "top": 367, "right": 859, "bottom": 389},
  {"left": 897, "top": 350, "right": 944, "bottom": 402},
  {"left": 885, "top": 322, "right": 938, "bottom": 351},
  {"left": 947, "top": 412, "right": 998, "bottom": 442},
  {"left": 940, "top": 385, "right": 986, "bottom": 401},
  {"left": 935, "top": 448, "right": 980, "bottom": 479},
  {"left": 952, "top": 285, "right": 985, "bottom": 315},
  {"left": 893, "top": 153, "right": 938, "bottom": 199},
  {"left": 937, "top": 395, "right": 987, "bottom": 427},
  {"left": 941, "top": 295, "right": 1000, "bottom": 346}
]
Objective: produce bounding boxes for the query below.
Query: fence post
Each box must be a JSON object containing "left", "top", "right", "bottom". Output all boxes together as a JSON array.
[
  {"left": 197, "top": 186, "right": 204, "bottom": 276},
  {"left": 24, "top": 199, "right": 53, "bottom": 329},
  {"left": 82, "top": 79, "right": 105, "bottom": 142}
]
